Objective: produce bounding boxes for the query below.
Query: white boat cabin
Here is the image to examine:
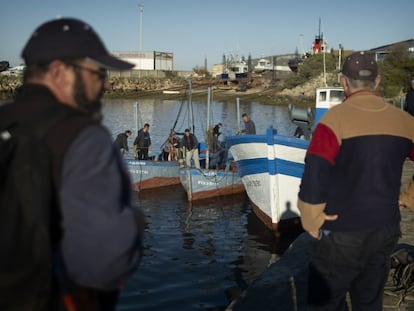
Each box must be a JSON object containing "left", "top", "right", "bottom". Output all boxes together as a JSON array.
[{"left": 314, "top": 86, "right": 345, "bottom": 124}]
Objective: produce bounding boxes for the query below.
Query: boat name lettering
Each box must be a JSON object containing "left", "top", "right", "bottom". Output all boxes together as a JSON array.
[
  {"left": 129, "top": 169, "right": 149, "bottom": 175},
  {"left": 245, "top": 180, "right": 261, "bottom": 187},
  {"left": 132, "top": 161, "right": 147, "bottom": 165},
  {"left": 203, "top": 172, "right": 218, "bottom": 177},
  {"left": 197, "top": 180, "right": 215, "bottom": 186}
]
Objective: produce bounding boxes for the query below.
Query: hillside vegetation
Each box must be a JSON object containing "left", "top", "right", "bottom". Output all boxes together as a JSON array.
[{"left": 282, "top": 43, "right": 414, "bottom": 98}]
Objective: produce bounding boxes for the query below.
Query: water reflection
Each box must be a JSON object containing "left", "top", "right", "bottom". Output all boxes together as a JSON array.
[{"left": 117, "top": 185, "right": 301, "bottom": 311}]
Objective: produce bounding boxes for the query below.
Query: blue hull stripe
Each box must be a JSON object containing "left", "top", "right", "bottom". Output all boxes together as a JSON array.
[{"left": 236, "top": 158, "right": 304, "bottom": 179}]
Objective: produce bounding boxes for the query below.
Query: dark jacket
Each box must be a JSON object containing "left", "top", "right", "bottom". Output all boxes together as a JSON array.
[
  {"left": 134, "top": 128, "right": 151, "bottom": 148},
  {"left": 299, "top": 91, "right": 414, "bottom": 232},
  {"left": 115, "top": 133, "right": 129, "bottom": 151},
  {"left": 242, "top": 119, "right": 256, "bottom": 134},
  {"left": 2, "top": 84, "right": 143, "bottom": 309},
  {"left": 181, "top": 133, "right": 198, "bottom": 151}
]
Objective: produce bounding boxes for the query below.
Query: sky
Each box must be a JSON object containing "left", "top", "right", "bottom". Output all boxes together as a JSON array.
[{"left": 1, "top": 0, "right": 413, "bottom": 71}]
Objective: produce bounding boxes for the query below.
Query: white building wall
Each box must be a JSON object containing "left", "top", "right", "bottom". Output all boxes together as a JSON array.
[{"left": 111, "top": 51, "right": 173, "bottom": 71}]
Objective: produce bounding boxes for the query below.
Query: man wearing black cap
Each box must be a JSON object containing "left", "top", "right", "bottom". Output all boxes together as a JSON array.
[
  {"left": 298, "top": 51, "right": 414, "bottom": 310},
  {"left": 0, "top": 18, "right": 144, "bottom": 310}
]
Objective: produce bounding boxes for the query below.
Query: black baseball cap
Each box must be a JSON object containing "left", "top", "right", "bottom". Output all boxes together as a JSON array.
[
  {"left": 22, "top": 17, "right": 133, "bottom": 70},
  {"left": 341, "top": 51, "right": 377, "bottom": 81}
]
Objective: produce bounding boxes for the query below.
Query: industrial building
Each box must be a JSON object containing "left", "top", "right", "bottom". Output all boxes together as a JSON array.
[
  {"left": 111, "top": 51, "right": 174, "bottom": 71},
  {"left": 370, "top": 39, "right": 414, "bottom": 61}
]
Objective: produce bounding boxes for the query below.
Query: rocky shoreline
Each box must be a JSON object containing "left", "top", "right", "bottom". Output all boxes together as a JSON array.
[
  {"left": 1, "top": 74, "right": 402, "bottom": 109},
  {"left": 0, "top": 75, "right": 317, "bottom": 107}
]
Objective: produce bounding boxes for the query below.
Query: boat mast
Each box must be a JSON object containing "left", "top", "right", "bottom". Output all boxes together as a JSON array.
[
  {"left": 236, "top": 97, "right": 240, "bottom": 133},
  {"left": 135, "top": 102, "right": 139, "bottom": 134},
  {"left": 206, "top": 87, "right": 211, "bottom": 169},
  {"left": 188, "top": 77, "right": 194, "bottom": 133}
]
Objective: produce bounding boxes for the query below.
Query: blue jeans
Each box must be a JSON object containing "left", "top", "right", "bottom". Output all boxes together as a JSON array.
[{"left": 308, "top": 222, "right": 400, "bottom": 310}]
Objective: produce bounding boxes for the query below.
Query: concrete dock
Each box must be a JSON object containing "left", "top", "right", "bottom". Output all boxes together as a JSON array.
[{"left": 226, "top": 160, "right": 414, "bottom": 311}]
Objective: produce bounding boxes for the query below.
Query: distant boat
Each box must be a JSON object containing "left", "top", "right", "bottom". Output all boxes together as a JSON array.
[
  {"left": 162, "top": 90, "right": 181, "bottom": 95},
  {"left": 179, "top": 87, "right": 245, "bottom": 201},
  {"left": 219, "top": 54, "right": 249, "bottom": 82},
  {"left": 254, "top": 58, "right": 273, "bottom": 72},
  {"left": 288, "top": 18, "right": 327, "bottom": 72},
  {"left": 226, "top": 86, "right": 344, "bottom": 231},
  {"left": 288, "top": 57, "right": 303, "bottom": 72},
  {"left": 0, "top": 61, "right": 9, "bottom": 72}
]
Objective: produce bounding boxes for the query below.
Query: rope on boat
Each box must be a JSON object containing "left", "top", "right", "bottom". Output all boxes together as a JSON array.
[{"left": 384, "top": 246, "right": 414, "bottom": 308}]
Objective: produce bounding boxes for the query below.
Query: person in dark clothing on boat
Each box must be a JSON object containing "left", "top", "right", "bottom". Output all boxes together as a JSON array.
[
  {"left": 404, "top": 79, "right": 414, "bottom": 116},
  {"left": 213, "top": 122, "right": 222, "bottom": 138},
  {"left": 240, "top": 113, "right": 256, "bottom": 134},
  {"left": 180, "top": 128, "right": 200, "bottom": 169},
  {"left": 207, "top": 123, "right": 226, "bottom": 169},
  {"left": 298, "top": 51, "right": 414, "bottom": 310},
  {"left": 293, "top": 126, "right": 304, "bottom": 139},
  {"left": 209, "top": 141, "right": 227, "bottom": 169},
  {"left": 0, "top": 18, "right": 144, "bottom": 310},
  {"left": 114, "top": 130, "right": 132, "bottom": 155},
  {"left": 133, "top": 123, "right": 151, "bottom": 160}
]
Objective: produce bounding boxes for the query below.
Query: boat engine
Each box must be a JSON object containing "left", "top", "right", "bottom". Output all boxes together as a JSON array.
[{"left": 288, "top": 104, "right": 314, "bottom": 140}]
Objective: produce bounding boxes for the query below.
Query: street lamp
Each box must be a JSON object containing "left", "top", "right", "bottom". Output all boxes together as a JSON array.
[{"left": 139, "top": 3, "right": 144, "bottom": 51}]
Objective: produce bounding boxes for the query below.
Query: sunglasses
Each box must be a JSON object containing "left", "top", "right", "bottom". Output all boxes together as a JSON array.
[{"left": 71, "top": 63, "right": 107, "bottom": 81}]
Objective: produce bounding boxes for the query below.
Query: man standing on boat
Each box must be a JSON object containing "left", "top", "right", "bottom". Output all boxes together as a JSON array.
[
  {"left": 240, "top": 113, "right": 256, "bottom": 134},
  {"left": 114, "top": 130, "right": 132, "bottom": 155},
  {"left": 297, "top": 51, "right": 414, "bottom": 310},
  {"left": 133, "top": 123, "right": 151, "bottom": 160},
  {"left": 181, "top": 128, "right": 200, "bottom": 169}
]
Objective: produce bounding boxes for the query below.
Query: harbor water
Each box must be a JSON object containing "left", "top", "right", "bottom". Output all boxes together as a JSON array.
[{"left": 101, "top": 97, "right": 301, "bottom": 310}]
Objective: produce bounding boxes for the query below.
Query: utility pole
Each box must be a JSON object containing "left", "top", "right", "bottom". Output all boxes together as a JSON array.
[{"left": 139, "top": 3, "right": 144, "bottom": 51}]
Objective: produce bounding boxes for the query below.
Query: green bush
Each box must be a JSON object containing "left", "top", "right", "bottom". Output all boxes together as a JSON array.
[
  {"left": 283, "top": 44, "right": 414, "bottom": 98},
  {"left": 378, "top": 42, "right": 414, "bottom": 97},
  {"left": 283, "top": 53, "right": 339, "bottom": 89}
]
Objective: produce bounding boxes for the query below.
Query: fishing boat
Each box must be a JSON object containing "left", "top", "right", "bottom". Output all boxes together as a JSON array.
[
  {"left": 125, "top": 104, "right": 181, "bottom": 190},
  {"left": 179, "top": 87, "right": 245, "bottom": 201},
  {"left": 179, "top": 166, "right": 245, "bottom": 201},
  {"left": 254, "top": 58, "right": 273, "bottom": 72},
  {"left": 126, "top": 158, "right": 180, "bottom": 191},
  {"left": 125, "top": 83, "right": 194, "bottom": 191},
  {"left": 226, "top": 86, "right": 344, "bottom": 231}
]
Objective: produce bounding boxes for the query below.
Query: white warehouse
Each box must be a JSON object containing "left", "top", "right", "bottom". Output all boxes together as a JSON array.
[{"left": 111, "top": 51, "right": 174, "bottom": 71}]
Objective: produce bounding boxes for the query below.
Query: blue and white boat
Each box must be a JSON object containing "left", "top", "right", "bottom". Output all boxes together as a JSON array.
[
  {"left": 179, "top": 166, "right": 245, "bottom": 201},
  {"left": 226, "top": 86, "right": 344, "bottom": 231},
  {"left": 179, "top": 87, "right": 245, "bottom": 201},
  {"left": 125, "top": 89, "right": 187, "bottom": 191},
  {"left": 126, "top": 159, "right": 180, "bottom": 191}
]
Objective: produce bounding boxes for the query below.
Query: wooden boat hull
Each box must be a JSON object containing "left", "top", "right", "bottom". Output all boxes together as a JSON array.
[
  {"left": 179, "top": 168, "right": 245, "bottom": 201},
  {"left": 227, "top": 129, "right": 309, "bottom": 231},
  {"left": 126, "top": 159, "right": 180, "bottom": 191},
  {"left": 227, "top": 87, "right": 344, "bottom": 231}
]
